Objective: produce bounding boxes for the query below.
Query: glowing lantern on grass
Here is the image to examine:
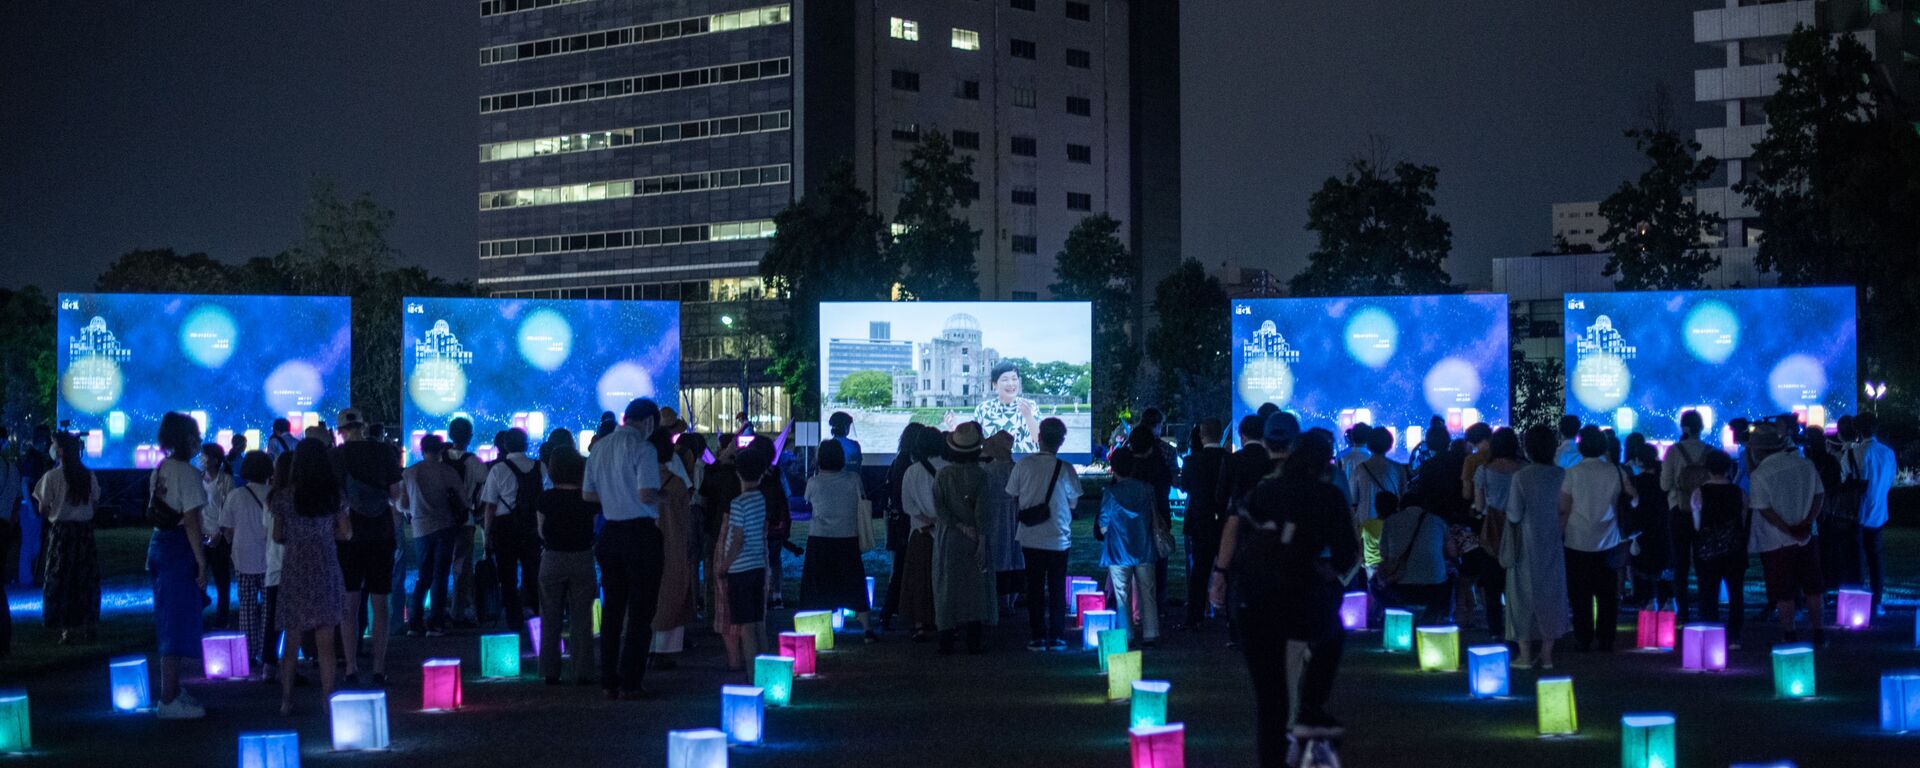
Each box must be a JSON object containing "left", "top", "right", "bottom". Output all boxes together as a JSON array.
[
  {"left": 1069, "top": 577, "right": 1099, "bottom": 615},
  {"left": 1467, "top": 645, "right": 1508, "bottom": 698},
  {"left": 202, "top": 632, "right": 250, "bottom": 680},
  {"left": 593, "top": 598, "right": 602, "bottom": 636},
  {"left": 109, "top": 656, "right": 151, "bottom": 712},
  {"left": 667, "top": 728, "right": 728, "bottom": 768},
  {"left": 1772, "top": 644, "right": 1815, "bottom": 699},
  {"left": 1339, "top": 591, "right": 1369, "bottom": 631},
  {"left": 421, "top": 658, "right": 461, "bottom": 711},
  {"left": 1131, "top": 681, "right": 1170, "bottom": 728},
  {"left": 237, "top": 731, "right": 299, "bottom": 768},
  {"left": 1083, "top": 609, "right": 1118, "bottom": 650},
  {"left": 1537, "top": 677, "right": 1578, "bottom": 735},
  {"left": 480, "top": 633, "right": 520, "bottom": 679},
  {"left": 1635, "top": 610, "right": 1676, "bottom": 650},
  {"left": 1416, "top": 625, "right": 1459, "bottom": 672},
  {"left": 328, "top": 691, "right": 389, "bottom": 751},
  {"left": 1837, "top": 588, "right": 1872, "bottom": 630},
  {"left": 1108, "top": 651, "right": 1143, "bottom": 702},
  {"left": 1075, "top": 592, "right": 1107, "bottom": 629},
  {"left": 0, "top": 691, "right": 27, "bottom": 754},
  {"left": 1383, "top": 609, "right": 1413, "bottom": 653},
  {"left": 1098, "top": 628, "right": 1130, "bottom": 674},
  {"left": 1128, "top": 723, "right": 1185, "bottom": 768},
  {"left": 778, "top": 632, "right": 817, "bottom": 677},
  {"left": 793, "top": 611, "right": 835, "bottom": 651},
  {"left": 1619, "top": 713, "right": 1676, "bottom": 768},
  {"left": 721, "top": 685, "right": 765, "bottom": 745},
  {"left": 1879, "top": 671, "right": 1920, "bottom": 733},
  {"left": 754, "top": 655, "right": 795, "bottom": 707},
  {"left": 1680, "top": 624, "right": 1726, "bottom": 672}
]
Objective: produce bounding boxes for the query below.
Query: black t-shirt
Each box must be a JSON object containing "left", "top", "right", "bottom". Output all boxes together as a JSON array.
[
  {"left": 1179, "top": 446, "right": 1229, "bottom": 537},
  {"left": 538, "top": 488, "right": 599, "bottom": 552},
  {"left": 1238, "top": 473, "right": 1359, "bottom": 641},
  {"left": 332, "top": 441, "right": 402, "bottom": 494}
]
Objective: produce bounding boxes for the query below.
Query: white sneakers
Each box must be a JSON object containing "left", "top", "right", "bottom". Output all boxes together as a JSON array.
[{"left": 154, "top": 691, "right": 206, "bottom": 719}]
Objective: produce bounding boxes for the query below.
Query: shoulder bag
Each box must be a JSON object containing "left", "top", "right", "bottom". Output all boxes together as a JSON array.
[{"left": 1017, "top": 459, "right": 1065, "bottom": 526}]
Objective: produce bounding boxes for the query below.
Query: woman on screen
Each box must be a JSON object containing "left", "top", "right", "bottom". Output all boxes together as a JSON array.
[{"left": 973, "top": 363, "right": 1040, "bottom": 454}]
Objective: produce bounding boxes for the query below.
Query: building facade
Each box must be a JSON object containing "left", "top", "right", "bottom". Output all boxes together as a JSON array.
[
  {"left": 907, "top": 312, "right": 1000, "bottom": 407},
  {"left": 823, "top": 320, "right": 913, "bottom": 400},
  {"left": 1550, "top": 201, "right": 1606, "bottom": 252}
]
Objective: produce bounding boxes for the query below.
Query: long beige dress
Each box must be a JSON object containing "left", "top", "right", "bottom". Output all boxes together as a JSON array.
[{"left": 652, "top": 464, "right": 698, "bottom": 632}]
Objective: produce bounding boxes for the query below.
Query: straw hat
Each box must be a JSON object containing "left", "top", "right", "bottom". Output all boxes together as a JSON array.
[{"left": 947, "top": 422, "right": 985, "bottom": 454}]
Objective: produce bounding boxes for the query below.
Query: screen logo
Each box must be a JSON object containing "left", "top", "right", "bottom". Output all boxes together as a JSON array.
[{"left": 1566, "top": 298, "right": 1586, "bottom": 310}]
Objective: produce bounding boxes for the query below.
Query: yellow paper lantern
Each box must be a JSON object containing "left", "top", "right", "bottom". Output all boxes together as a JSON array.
[{"left": 1107, "top": 651, "right": 1143, "bottom": 702}]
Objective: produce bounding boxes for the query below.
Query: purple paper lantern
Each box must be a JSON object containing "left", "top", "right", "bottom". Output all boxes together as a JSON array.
[
  {"left": 1338, "top": 591, "right": 1369, "bottom": 631},
  {"left": 201, "top": 632, "right": 250, "bottom": 680},
  {"left": 1680, "top": 624, "right": 1726, "bottom": 672},
  {"left": 1837, "top": 588, "right": 1872, "bottom": 630}
]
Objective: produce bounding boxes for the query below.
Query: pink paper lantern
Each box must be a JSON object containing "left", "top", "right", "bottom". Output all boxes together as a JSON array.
[
  {"left": 1074, "top": 592, "right": 1107, "bottom": 630},
  {"left": 1339, "top": 591, "right": 1369, "bottom": 631},
  {"left": 201, "top": 632, "right": 250, "bottom": 680},
  {"left": 1680, "top": 624, "right": 1726, "bottom": 672},
  {"left": 421, "top": 658, "right": 461, "bottom": 711},
  {"left": 778, "top": 632, "right": 817, "bottom": 677},
  {"left": 1129, "top": 723, "right": 1185, "bottom": 768},
  {"left": 1635, "top": 610, "right": 1676, "bottom": 651},
  {"left": 1657, "top": 610, "right": 1676, "bottom": 649},
  {"left": 1837, "top": 588, "right": 1872, "bottom": 630}
]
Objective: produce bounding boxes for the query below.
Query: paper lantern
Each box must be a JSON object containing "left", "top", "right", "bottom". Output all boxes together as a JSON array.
[
  {"left": 1619, "top": 713, "right": 1676, "bottom": 768},
  {"left": 527, "top": 616, "right": 542, "bottom": 656},
  {"left": 1098, "top": 628, "right": 1130, "bottom": 674},
  {"left": 1107, "top": 650, "right": 1143, "bottom": 702},
  {"left": 831, "top": 609, "right": 846, "bottom": 631},
  {"left": 1467, "top": 645, "right": 1509, "bottom": 698},
  {"left": 480, "top": 633, "right": 520, "bottom": 679},
  {"left": 1130, "top": 681, "right": 1170, "bottom": 728},
  {"left": 1068, "top": 577, "right": 1099, "bottom": 616},
  {"left": 1074, "top": 592, "right": 1107, "bottom": 629},
  {"left": 666, "top": 728, "right": 728, "bottom": 768},
  {"left": 1339, "top": 591, "right": 1369, "bottom": 631},
  {"left": 202, "top": 632, "right": 251, "bottom": 680},
  {"left": 1635, "top": 610, "right": 1676, "bottom": 651},
  {"left": 237, "top": 731, "right": 299, "bottom": 768},
  {"left": 1680, "top": 624, "right": 1726, "bottom": 672},
  {"left": 778, "top": 632, "right": 817, "bottom": 677},
  {"left": 1537, "top": 677, "right": 1578, "bottom": 735},
  {"left": 1657, "top": 610, "right": 1676, "bottom": 649},
  {"left": 421, "top": 658, "right": 461, "bottom": 711},
  {"left": 109, "top": 656, "right": 150, "bottom": 712},
  {"left": 1128, "top": 723, "right": 1185, "bottom": 768},
  {"left": 1416, "top": 625, "right": 1459, "bottom": 672},
  {"left": 1879, "top": 671, "right": 1920, "bottom": 733},
  {"left": 328, "top": 691, "right": 389, "bottom": 751},
  {"left": 1383, "top": 609, "right": 1413, "bottom": 653},
  {"left": 1083, "top": 609, "right": 1118, "bottom": 650},
  {"left": 721, "top": 685, "right": 765, "bottom": 745},
  {"left": 1837, "top": 588, "right": 1872, "bottom": 630},
  {"left": 793, "top": 611, "right": 835, "bottom": 651},
  {"left": 593, "top": 598, "right": 602, "bottom": 636},
  {"left": 0, "top": 692, "right": 27, "bottom": 754},
  {"left": 754, "top": 655, "right": 795, "bottom": 707},
  {"left": 866, "top": 576, "right": 876, "bottom": 609},
  {"left": 1772, "top": 644, "right": 1815, "bottom": 699}
]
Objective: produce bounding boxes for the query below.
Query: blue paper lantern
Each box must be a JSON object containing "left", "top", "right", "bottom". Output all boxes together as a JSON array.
[
  {"left": 667, "top": 728, "right": 728, "bottom": 768},
  {"left": 1882, "top": 671, "right": 1920, "bottom": 733},
  {"left": 1083, "top": 609, "right": 1118, "bottom": 650},
  {"left": 721, "top": 685, "right": 765, "bottom": 745},
  {"left": 237, "top": 731, "right": 300, "bottom": 768},
  {"left": 109, "top": 656, "right": 150, "bottom": 713},
  {"left": 328, "top": 691, "right": 389, "bottom": 751},
  {"left": 1467, "top": 644, "right": 1509, "bottom": 698}
]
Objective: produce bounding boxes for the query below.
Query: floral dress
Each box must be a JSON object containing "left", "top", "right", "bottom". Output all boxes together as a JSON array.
[
  {"left": 973, "top": 398, "right": 1037, "bottom": 453},
  {"left": 272, "top": 492, "right": 346, "bottom": 633}
]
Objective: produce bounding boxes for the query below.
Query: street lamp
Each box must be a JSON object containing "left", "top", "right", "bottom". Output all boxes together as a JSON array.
[
  {"left": 1864, "top": 381, "right": 1888, "bottom": 416},
  {"left": 720, "top": 314, "right": 748, "bottom": 426}
]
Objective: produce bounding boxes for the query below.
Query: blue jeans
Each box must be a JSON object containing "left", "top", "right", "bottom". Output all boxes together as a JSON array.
[{"left": 410, "top": 528, "right": 456, "bottom": 632}]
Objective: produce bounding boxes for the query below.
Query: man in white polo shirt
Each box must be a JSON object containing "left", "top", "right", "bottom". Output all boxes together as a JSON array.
[
  {"left": 583, "top": 398, "right": 663, "bottom": 699},
  {"left": 1746, "top": 424, "right": 1827, "bottom": 645},
  {"left": 1558, "top": 425, "right": 1634, "bottom": 652}
]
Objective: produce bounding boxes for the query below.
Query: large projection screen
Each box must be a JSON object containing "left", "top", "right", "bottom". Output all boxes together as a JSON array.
[
  {"left": 401, "top": 297, "right": 680, "bottom": 460},
  {"left": 56, "top": 292, "right": 352, "bottom": 469},
  {"left": 1231, "top": 294, "right": 1510, "bottom": 454},
  {"left": 1562, "top": 286, "right": 1856, "bottom": 442},
  {"left": 819, "top": 301, "right": 1094, "bottom": 459}
]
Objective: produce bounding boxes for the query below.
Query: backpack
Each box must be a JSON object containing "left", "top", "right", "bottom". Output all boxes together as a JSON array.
[
  {"left": 445, "top": 452, "right": 487, "bottom": 522},
  {"left": 1672, "top": 443, "right": 1710, "bottom": 508},
  {"left": 1825, "top": 448, "right": 1867, "bottom": 524},
  {"left": 1693, "top": 485, "right": 1745, "bottom": 561},
  {"left": 1361, "top": 462, "right": 1399, "bottom": 520},
  {"left": 504, "top": 458, "right": 543, "bottom": 533}
]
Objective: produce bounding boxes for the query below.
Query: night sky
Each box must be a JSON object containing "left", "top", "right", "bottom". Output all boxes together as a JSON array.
[{"left": 0, "top": 1, "right": 1702, "bottom": 292}]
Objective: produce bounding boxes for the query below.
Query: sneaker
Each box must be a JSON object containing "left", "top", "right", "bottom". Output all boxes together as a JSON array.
[
  {"left": 1048, "top": 639, "right": 1070, "bottom": 652},
  {"left": 1027, "top": 640, "right": 1048, "bottom": 652},
  {"left": 155, "top": 697, "right": 207, "bottom": 720},
  {"left": 426, "top": 627, "right": 447, "bottom": 638}
]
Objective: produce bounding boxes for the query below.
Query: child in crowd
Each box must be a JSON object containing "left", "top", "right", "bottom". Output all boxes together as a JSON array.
[{"left": 716, "top": 447, "right": 771, "bottom": 672}]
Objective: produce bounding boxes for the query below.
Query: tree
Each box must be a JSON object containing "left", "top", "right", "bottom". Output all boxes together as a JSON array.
[
  {"left": 1742, "top": 26, "right": 1920, "bottom": 410},
  {"left": 1510, "top": 350, "right": 1564, "bottom": 433},
  {"left": 759, "top": 160, "right": 894, "bottom": 417},
  {"left": 1051, "top": 214, "right": 1138, "bottom": 436},
  {"left": 1290, "top": 145, "right": 1455, "bottom": 297},
  {"left": 892, "top": 131, "right": 982, "bottom": 301},
  {"left": 1147, "top": 259, "right": 1229, "bottom": 422},
  {"left": 1596, "top": 128, "right": 1721, "bottom": 290},
  {"left": 0, "top": 287, "right": 55, "bottom": 434},
  {"left": 95, "top": 249, "right": 250, "bottom": 293},
  {"left": 834, "top": 370, "right": 894, "bottom": 409}
]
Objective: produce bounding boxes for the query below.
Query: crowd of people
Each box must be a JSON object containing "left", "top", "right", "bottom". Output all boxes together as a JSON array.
[{"left": 0, "top": 397, "right": 1905, "bottom": 767}]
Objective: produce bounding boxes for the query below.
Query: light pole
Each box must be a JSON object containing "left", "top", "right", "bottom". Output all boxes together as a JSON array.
[
  {"left": 1864, "top": 381, "right": 1887, "bottom": 416},
  {"left": 722, "top": 314, "right": 749, "bottom": 428}
]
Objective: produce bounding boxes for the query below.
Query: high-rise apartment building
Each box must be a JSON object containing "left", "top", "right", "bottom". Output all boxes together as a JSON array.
[{"left": 476, "top": 0, "right": 1179, "bottom": 430}]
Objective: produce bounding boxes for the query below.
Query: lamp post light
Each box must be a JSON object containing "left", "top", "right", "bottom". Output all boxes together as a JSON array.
[
  {"left": 721, "top": 314, "right": 750, "bottom": 426},
  {"left": 1864, "top": 381, "right": 1887, "bottom": 416}
]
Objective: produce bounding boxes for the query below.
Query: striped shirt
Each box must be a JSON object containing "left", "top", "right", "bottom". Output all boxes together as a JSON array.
[{"left": 727, "top": 492, "right": 768, "bottom": 574}]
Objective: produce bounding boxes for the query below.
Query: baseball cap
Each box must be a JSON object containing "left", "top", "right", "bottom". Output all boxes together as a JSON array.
[
  {"left": 1263, "top": 411, "right": 1301, "bottom": 446},
  {"left": 337, "top": 408, "right": 366, "bottom": 430}
]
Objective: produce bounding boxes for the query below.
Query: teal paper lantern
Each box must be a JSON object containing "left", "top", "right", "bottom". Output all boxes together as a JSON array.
[
  {"left": 754, "top": 655, "right": 795, "bottom": 707},
  {"left": 1130, "top": 680, "right": 1170, "bottom": 728},
  {"left": 1619, "top": 713, "right": 1676, "bottom": 768},
  {"left": 480, "top": 633, "right": 520, "bottom": 679},
  {"left": 1098, "top": 627, "right": 1130, "bottom": 674},
  {"left": 1383, "top": 609, "right": 1413, "bottom": 653},
  {"left": 1771, "top": 644, "right": 1815, "bottom": 699},
  {"left": 0, "top": 691, "right": 28, "bottom": 754}
]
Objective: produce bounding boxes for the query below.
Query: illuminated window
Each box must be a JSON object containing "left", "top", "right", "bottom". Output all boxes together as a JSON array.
[
  {"left": 480, "top": 57, "right": 790, "bottom": 112},
  {"left": 480, "top": 110, "right": 790, "bottom": 162},
  {"left": 951, "top": 28, "right": 980, "bottom": 50},
  {"left": 890, "top": 17, "right": 919, "bottom": 40},
  {"left": 478, "top": 164, "right": 791, "bottom": 210},
  {"left": 476, "top": 219, "right": 777, "bottom": 264},
  {"left": 479, "top": 4, "right": 789, "bottom": 64}
]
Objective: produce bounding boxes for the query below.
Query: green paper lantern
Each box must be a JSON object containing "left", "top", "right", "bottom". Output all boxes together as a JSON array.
[
  {"left": 1383, "top": 609, "right": 1413, "bottom": 653},
  {"left": 1620, "top": 713, "right": 1676, "bottom": 768},
  {"left": 1107, "top": 651, "right": 1143, "bottom": 702},
  {"left": 794, "top": 610, "right": 836, "bottom": 651},
  {"left": 1098, "top": 628, "right": 1130, "bottom": 674},
  {"left": 1771, "top": 644, "right": 1815, "bottom": 699},
  {"left": 754, "top": 654, "right": 795, "bottom": 707},
  {"left": 1130, "top": 680, "right": 1170, "bottom": 728},
  {"left": 1416, "top": 625, "right": 1460, "bottom": 672},
  {"left": 0, "top": 691, "right": 28, "bottom": 754},
  {"left": 1537, "top": 676, "right": 1578, "bottom": 736},
  {"left": 480, "top": 633, "right": 521, "bottom": 679}
]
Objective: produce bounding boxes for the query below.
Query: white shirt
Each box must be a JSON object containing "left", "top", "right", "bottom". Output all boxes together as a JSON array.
[
  {"left": 1008, "top": 452, "right": 1084, "bottom": 552},
  {"left": 446, "top": 450, "right": 488, "bottom": 514},
  {"left": 582, "top": 425, "right": 661, "bottom": 521},
  {"left": 200, "top": 472, "right": 230, "bottom": 537},
  {"left": 480, "top": 454, "right": 542, "bottom": 516},
  {"left": 225, "top": 483, "right": 271, "bottom": 575},
  {"left": 803, "top": 470, "right": 865, "bottom": 539},
  {"left": 151, "top": 458, "right": 207, "bottom": 528},
  {"left": 900, "top": 457, "right": 949, "bottom": 529},
  {"left": 33, "top": 469, "right": 97, "bottom": 523},
  {"left": 1845, "top": 439, "right": 1897, "bottom": 528},
  {"left": 1559, "top": 457, "right": 1625, "bottom": 553},
  {"left": 1554, "top": 439, "right": 1581, "bottom": 469},
  {"left": 1748, "top": 451, "right": 1824, "bottom": 553},
  {"left": 1349, "top": 455, "right": 1407, "bottom": 523}
]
